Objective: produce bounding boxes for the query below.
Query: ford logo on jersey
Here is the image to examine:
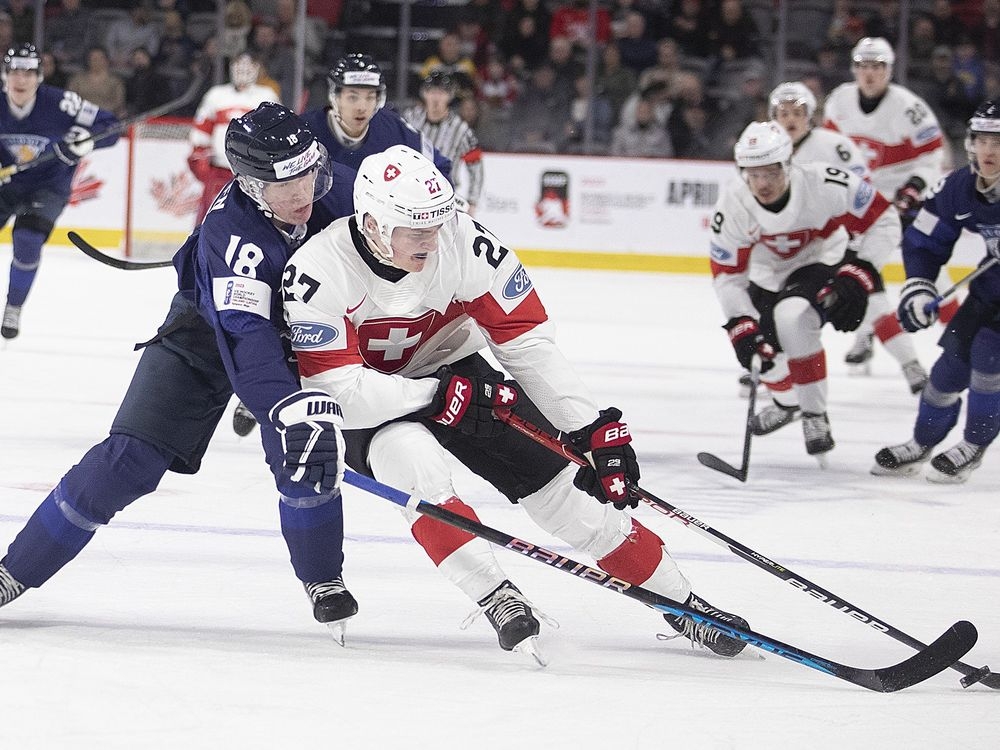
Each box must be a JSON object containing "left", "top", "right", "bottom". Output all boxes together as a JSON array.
[
  {"left": 710, "top": 243, "right": 732, "bottom": 261},
  {"left": 290, "top": 322, "right": 339, "bottom": 350},
  {"left": 502, "top": 264, "right": 533, "bottom": 300},
  {"left": 853, "top": 181, "right": 874, "bottom": 211}
]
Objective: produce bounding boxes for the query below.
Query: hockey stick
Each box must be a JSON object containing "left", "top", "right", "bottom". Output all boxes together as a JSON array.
[
  {"left": 923, "top": 257, "right": 999, "bottom": 314},
  {"left": 68, "top": 231, "right": 175, "bottom": 270},
  {"left": 0, "top": 73, "right": 204, "bottom": 181},
  {"left": 697, "top": 355, "right": 761, "bottom": 481},
  {"left": 494, "top": 409, "right": 998, "bottom": 689},
  {"left": 343, "top": 469, "right": 975, "bottom": 692}
]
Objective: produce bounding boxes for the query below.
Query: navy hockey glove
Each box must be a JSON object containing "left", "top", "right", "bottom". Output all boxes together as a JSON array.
[
  {"left": 897, "top": 277, "right": 939, "bottom": 332},
  {"left": 52, "top": 127, "right": 95, "bottom": 167},
  {"left": 820, "top": 258, "right": 879, "bottom": 332},
  {"left": 424, "top": 366, "right": 519, "bottom": 438},
  {"left": 723, "top": 316, "right": 776, "bottom": 373},
  {"left": 269, "top": 390, "right": 345, "bottom": 497},
  {"left": 567, "top": 408, "right": 640, "bottom": 510},
  {"left": 893, "top": 177, "right": 925, "bottom": 229}
]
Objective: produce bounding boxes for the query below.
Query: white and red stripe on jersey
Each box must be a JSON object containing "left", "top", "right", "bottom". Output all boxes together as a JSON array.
[
  {"left": 283, "top": 212, "right": 599, "bottom": 431},
  {"left": 793, "top": 127, "right": 870, "bottom": 178},
  {"left": 822, "top": 82, "right": 945, "bottom": 197},
  {"left": 189, "top": 83, "right": 280, "bottom": 167},
  {"left": 709, "top": 162, "right": 900, "bottom": 321}
]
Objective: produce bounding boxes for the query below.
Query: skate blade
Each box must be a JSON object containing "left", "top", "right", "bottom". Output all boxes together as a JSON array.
[
  {"left": 813, "top": 453, "right": 830, "bottom": 469},
  {"left": 846, "top": 361, "right": 872, "bottom": 376},
  {"left": 925, "top": 470, "right": 971, "bottom": 485},
  {"left": 324, "top": 616, "right": 355, "bottom": 647},
  {"left": 513, "top": 635, "right": 547, "bottom": 667},
  {"left": 870, "top": 462, "right": 924, "bottom": 477}
]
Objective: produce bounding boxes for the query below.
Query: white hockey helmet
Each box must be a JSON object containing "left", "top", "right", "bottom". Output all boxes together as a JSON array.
[
  {"left": 734, "top": 121, "right": 793, "bottom": 169},
  {"left": 768, "top": 81, "right": 817, "bottom": 121},
  {"left": 354, "top": 144, "right": 456, "bottom": 263},
  {"left": 851, "top": 37, "right": 895, "bottom": 69}
]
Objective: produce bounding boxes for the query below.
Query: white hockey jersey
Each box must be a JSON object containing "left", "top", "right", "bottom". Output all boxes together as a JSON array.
[
  {"left": 189, "top": 83, "right": 280, "bottom": 167},
  {"left": 822, "top": 82, "right": 945, "bottom": 197},
  {"left": 709, "top": 163, "right": 900, "bottom": 321},
  {"left": 792, "top": 127, "right": 869, "bottom": 178},
  {"left": 283, "top": 214, "right": 598, "bottom": 431}
]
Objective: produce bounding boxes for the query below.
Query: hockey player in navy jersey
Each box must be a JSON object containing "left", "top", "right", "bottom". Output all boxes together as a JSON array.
[
  {"left": 231, "top": 52, "right": 455, "bottom": 438},
  {"left": 873, "top": 100, "right": 1000, "bottom": 483},
  {"left": 0, "top": 43, "right": 120, "bottom": 339},
  {"left": 0, "top": 103, "right": 361, "bottom": 641}
]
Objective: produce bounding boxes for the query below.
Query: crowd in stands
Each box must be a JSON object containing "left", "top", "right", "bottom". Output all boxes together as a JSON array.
[{"left": 5, "top": 0, "right": 999, "bottom": 162}]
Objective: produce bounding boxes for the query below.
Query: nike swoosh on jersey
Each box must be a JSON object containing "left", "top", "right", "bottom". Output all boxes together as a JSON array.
[
  {"left": 955, "top": 212, "right": 973, "bottom": 220},
  {"left": 346, "top": 295, "right": 367, "bottom": 314}
]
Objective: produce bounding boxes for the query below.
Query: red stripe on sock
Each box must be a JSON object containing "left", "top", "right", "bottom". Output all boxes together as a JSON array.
[
  {"left": 764, "top": 374, "right": 794, "bottom": 393},
  {"left": 597, "top": 519, "right": 664, "bottom": 585},
  {"left": 788, "top": 350, "right": 827, "bottom": 384},
  {"left": 874, "top": 313, "right": 903, "bottom": 342},
  {"left": 411, "top": 496, "right": 480, "bottom": 566}
]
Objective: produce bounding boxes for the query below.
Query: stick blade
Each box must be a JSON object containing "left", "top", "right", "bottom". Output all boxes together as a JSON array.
[
  {"left": 69, "top": 231, "right": 174, "bottom": 270},
  {"left": 845, "top": 620, "right": 978, "bottom": 693},
  {"left": 697, "top": 451, "right": 747, "bottom": 482}
]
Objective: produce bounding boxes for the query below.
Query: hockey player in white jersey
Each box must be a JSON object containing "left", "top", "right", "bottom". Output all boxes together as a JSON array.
[
  {"left": 824, "top": 37, "right": 944, "bottom": 384},
  {"left": 711, "top": 122, "right": 901, "bottom": 459},
  {"left": 771, "top": 80, "right": 926, "bottom": 391},
  {"left": 282, "top": 145, "right": 750, "bottom": 661}
]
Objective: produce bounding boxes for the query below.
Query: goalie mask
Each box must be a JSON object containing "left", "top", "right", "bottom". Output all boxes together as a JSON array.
[
  {"left": 225, "top": 102, "right": 333, "bottom": 221},
  {"left": 354, "top": 144, "right": 456, "bottom": 268}
]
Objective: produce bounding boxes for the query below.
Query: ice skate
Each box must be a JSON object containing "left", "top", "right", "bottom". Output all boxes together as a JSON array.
[
  {"left": 901, "top": 360, "right": 928, "bottom": 395},
  {"left": 871, "top": 439, "right": 931, "bottom": 477},
  {"left": 845, "top": 332, "right": 873, "bottom": 374},
  {"left": 926, "top": 440, "right": 987, "bottom": 484},
  {"left": 0, "top": 563, "right": 26, "bottom": 608},
  {"left": 232, "top": 401, "right": 258, "bottom": 437},
  {"left": 1, "top": 304, "right": 21, "bottom": 340},
  {"left": 465, "top": 580, "right": 550, "bottom": 666},
  {"left": 802, "top": 411, "right": 834, "bottom": 464},
  {"left": 304, "top": 577, "right": 358, "bottom": 646},
  {"left": 750, "top": 402, "right": 800, "bottom": 436},
  {"left": 660, "top": 592, "right": 749, "bottom": 658}
]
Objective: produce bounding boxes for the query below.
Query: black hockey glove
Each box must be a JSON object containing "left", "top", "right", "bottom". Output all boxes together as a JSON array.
[
  {"left": 723, "top": 316, "right": 775, "bottom": 373},
  {"left": 897, "top": 277, "right": 939, "bottom": 332},
  {"left": 424, "top": 365, "right": 519, "bottom": 438},
  {"left": 566, "top": 408, "right": 640, "bottom": 510},
  {"left": 269, "top": 390, "right": 345, "bottom": 497},
  {"left": 52, "top": 127, "right": 95, "bottom": 167},
  {"left": 893, "top": 177, "right": 926, "bottom": 229},
  {"left": 821, "top": 258, "right": 879, "bottom": 332}
]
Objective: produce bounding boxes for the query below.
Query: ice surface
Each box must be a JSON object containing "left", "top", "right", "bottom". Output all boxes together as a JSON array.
[{"left": 1, "top": 250, "right": 997, "bottom": 749}]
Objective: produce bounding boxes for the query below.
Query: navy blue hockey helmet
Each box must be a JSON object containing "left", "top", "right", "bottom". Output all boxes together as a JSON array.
[
  {"left": 327, "top": 53, "right": 386, "bottom": 110},
  {"left": 225, "top": 102, "right": 333, "bottom": 214},
  {"left": 3, "top": 43, "right": 42, "bottom": 78},
  {"left": 965, "top": 99, "right": 1000, "bottom": 176}
]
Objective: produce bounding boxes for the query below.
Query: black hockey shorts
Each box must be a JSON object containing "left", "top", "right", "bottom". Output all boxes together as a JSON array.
[
  {"left": 0, "top": 185, "right": 67, "bottom": 238},
  {"left": 939, "top": 290, "right": 1000, "bottom": 362},
  {"left": 749, "top": 262, "right": 845, "bottom": 349},
  {"left": 343, "top": 353, "right": 570, "bottom": 503},
  {"left": 111, "top": 292, "right": 234, "bottom": 474}
]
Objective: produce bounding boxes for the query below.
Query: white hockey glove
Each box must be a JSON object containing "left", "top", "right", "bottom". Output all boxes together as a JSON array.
[
  {"left": 269, "top": 390, "right": 345, "bottom": 497},
  {"left": 53, "top": 127, "right": 95, "bottom": 166},
  {"left": 897, "top": 278, "right": 939, "bottom": 332}
]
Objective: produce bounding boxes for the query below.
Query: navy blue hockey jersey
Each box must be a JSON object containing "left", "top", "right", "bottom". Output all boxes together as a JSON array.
[
  {"left": 904, "top": 166, "right": 1000, "bottom": 303},
  {"left": 0, "top": 84, "right": 119, "bottom": 197}
]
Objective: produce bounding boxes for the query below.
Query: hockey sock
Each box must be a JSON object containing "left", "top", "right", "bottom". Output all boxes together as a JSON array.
[
  {"left": 7, "top": 228, "right": 45, "bottom": 307},
  {"left": 965, "top": 330, "right": 1000, "bottom": 445},
  {"left": 279, "top": 496, "right": 345, "bottom": 583},
  {"left": 597, "top": 519, "right": 691, "bottom": 602}
]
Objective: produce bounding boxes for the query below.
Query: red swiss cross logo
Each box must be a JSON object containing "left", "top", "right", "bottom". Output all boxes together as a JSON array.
[
  {"left": 383, "top": 164, "right": 400, "bottom": 181},
  {"left": 357, "top": 310, "right": 437, "bottom": 373}
]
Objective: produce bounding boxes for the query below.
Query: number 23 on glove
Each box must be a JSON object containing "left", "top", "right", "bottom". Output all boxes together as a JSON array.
[{"left": 566, "top": 408, "right": 640, "bottom": 510}]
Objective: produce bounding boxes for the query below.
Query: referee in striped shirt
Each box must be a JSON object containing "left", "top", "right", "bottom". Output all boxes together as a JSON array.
[{"left": 403, "top": 71, "right": 485, "bottom": 215}]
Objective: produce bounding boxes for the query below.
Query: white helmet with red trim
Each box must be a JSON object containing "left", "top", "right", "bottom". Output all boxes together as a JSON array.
[{"left": 734, "top": 121, "right": 793, "bottom": 169}]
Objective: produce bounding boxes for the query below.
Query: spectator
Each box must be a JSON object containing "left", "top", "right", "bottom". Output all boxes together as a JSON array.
[
  {"left": 45, "top": 0, "right": 95, "bottom": 71},
  {"left": 499, "top": 3, "right": 550, "bottom": 76},
  {"left": 667, "top": 0, "right": 712, "bottom": 59},
  {"left": 864, "top": 0, "right": 901, "bottom": 47},
  {"left": 274, "top": 0, "right": 324, "bottom": 70},
  {"left": 971, "top": 0, "right": 1000, "bottom": 64},
  {"left": 154, "top": 10, "right": 199, "bottom": 98},
  {"left": 913, "top": 46, "right": 969, "bottom": 141},
  {"left": 638, "top": 37, "right": 681, "bottom": 92},
  {"left": 155, "top": 0, "right": 192, "bottom": 20},
  {"left": 247, "top": 17, "right": 295, "bottom": 105},
  {"left": 707, "top": 0, "right": 762, "bottom": 62},
  {"left": 546, "top": 35, "right": 583, "bottom": 93},
  {"left": 455, "top": 12, "right": 491, "bottom": 69},
  {"left": 507, "top": 63, "right": 571, "bottom": 153},
  {"left": 420, "top": 32, "right": 478, "bottom": 99},
  {"left": 597, "top": 42, "right": 637, "bottom": 125},
  {"left": 6, "top": 0, "right": 33, "bottom": 44},
  {"left": 908, "top": 13, "right": 939, "bottom": 79},
  {"left": 549, "top": 0, "right": 611, "bottom": 48},
  {"left": 616, "top": 10, "right": 657, "bottom": 74},
  {"left": 826, "top": 0, "right": 866, "bottom": 52},
  {"left": 618, "top": 78, "right": 672, "bottom": 129},
  {"left": 104, "top": 2, "right": 162, "bottom": 73},
  {"left": 816, "top": 43, "right": 849, "bottom": 95},
  {"left": 221, "top": 0, "right": 254, "bottom": 61},
  {"left": 67, "top": 46, "right": 126, "bottom": 118},
  {"left": 672, "top": 103, "right": 723, "bottom": 159},
  {"left": 667, "top": 70, "right": 711, "bottom": 147},
  {"left": 40, "top": 51, "right": 69, "bottom": 90},
  {"left": 611, "top": 96, "right": 673, "bottom": 157},
  {"left": 929, "top": 0, "right": 968, "bottom": 48},
  {"left": 477, "top": 52, "right": 520, "bottom": 112},
  {"left": 560, "top": 73, "right": 614, "bottom": 153},
  {"left": 0, "top": 13, "right": 13, "bottom": 55},
  {"left": 124, "top": 46, "right": 172, "bottom": 117},
  {"left": 953, "top": 36, "right": 986, "bottom": 111}
]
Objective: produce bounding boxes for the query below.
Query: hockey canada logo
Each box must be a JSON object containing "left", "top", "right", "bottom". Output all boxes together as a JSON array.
[
  {"left": 536, "top": 170, "right": 569, "bottom": 228},
  {"left": 290, "top": 322, "right": 339, "bottom": 350},
  {"left": 502, "top": 264, "right": 533, "bottom": 300}
]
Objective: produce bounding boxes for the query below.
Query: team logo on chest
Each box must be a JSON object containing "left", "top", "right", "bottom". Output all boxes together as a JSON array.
[
  {"left": 760, "top": 229, "right": 817, "bottom": 259},
  {"left": 357, "top": 310, "right": 437, "bottom": 373}
]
